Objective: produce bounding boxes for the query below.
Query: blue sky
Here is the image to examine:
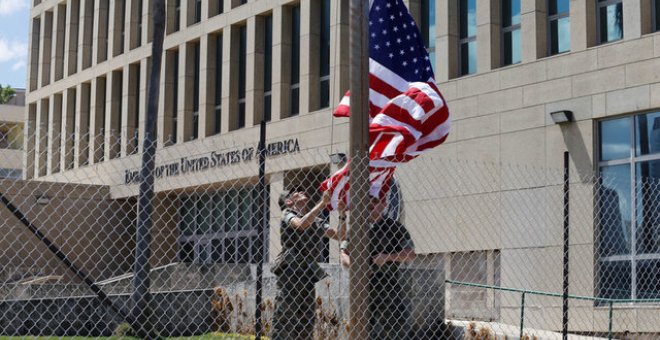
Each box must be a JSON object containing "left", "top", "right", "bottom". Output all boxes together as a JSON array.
[{"left": 0, "top": 0, "right": 30, "bottom": 89}]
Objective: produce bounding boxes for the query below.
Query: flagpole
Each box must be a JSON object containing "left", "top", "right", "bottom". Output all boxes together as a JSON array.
[{"left": 348, "top": 0, "right": 371, "bottom": 339}]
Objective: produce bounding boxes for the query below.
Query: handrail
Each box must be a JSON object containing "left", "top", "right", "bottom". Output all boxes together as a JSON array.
[{"left": 445, "top": 279, "right": 660, "bottom": 340}]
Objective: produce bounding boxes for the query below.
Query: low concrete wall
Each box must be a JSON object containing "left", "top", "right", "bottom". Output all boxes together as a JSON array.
[{"left": 0, "top": 290, "right": 214, "bottom": 337}]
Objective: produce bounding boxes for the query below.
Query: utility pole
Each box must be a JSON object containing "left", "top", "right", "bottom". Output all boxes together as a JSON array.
[
  {"left": 131, "top": 0, "right": 166, "bottom": 338},
  {"left": 348, "top": 0, "right": 371, "bottom": 339}
]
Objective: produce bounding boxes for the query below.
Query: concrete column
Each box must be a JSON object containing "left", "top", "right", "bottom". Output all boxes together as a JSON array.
[
  {"left": 121, "top": 66, "right": 133, "bottom": 156},
  {"left": 94, "top": 0, "right": 110, "bottom": 64},
  {"left": 75, "top": 82, "right": 91, "bottom": 167},
  {"left": 166, "top": 0, "right": 177, "bottom": 34},
  {"left": 623, "top": 0, "right": 643, "bottom": 39},
  {"left": 521, "top": 0, "right": 548, "bottom": 62},
  {"left": 61, "top": 88, "right": 76, "bottom": 170},
  {"left": 178, "top": 43, "right": 194, "bottom": 142},
  {"left": 35, "top": 98, "right": 49, "bottom": 177},
  {"left": 52, "top": 4, "right": 67, "bottom": 82},
  {"left": 25, "top": 103, "right": 37, "bottom": 179},
  {"left": 268, "top": 171, "right": 284, "bottom": 263},
  {"left": 139, "top": 58, "right": 150, "bottom": 153},
  {"left": 180, "top": 0, "right": 189, "bottom": 28},
  {"left": 79, "top": 0, "right": 94, "bottom": 70},
  {"left": 112, "top": 0, "right": 125, "bottom": 56},
  {"left": 199, "top": 34, "right": 214, "bottom": 138},
  {"left": 271, "top": 6, "right": 290, "bottom": 121},
  {"left": 160, "top": 50, "right": 177, "bottom": 146},
  {"left": 437, "top": 0, "right": 459, "bottom": 81},
  {"left": 252, "top": 16, "right": 266, "bottom": 124},
  {"left": 29, "top": 18, "right": 41, "bottom": 91},
  {"left": 300, "top": 0, "right": 317, "bottom": 114},
  {"left": 106, "top": 70, "right": 122, "bottom": 160},
  {"left": 128, "top": 0, "right": 140, "bottom": 49},
  {"left": 90, "top": 77, "right": 106, "bottom": 164},
  {"left": 39, "top": 11, "right": 53, "bottom": 87},
  {"left": 221, "top": 25, "right": 238, "bottom": 132},
  {"left": 245, "top": 16, "right": 258, "bottom": 127},
  {"left": 571, "top": 0, "right": 597, "bottom": 51},
  {"left": 329, "top": 0, "right": 349, "bottom": 107},
  {"left": 47, "top": 94, "right": 63, "bottom": 175},
  {"left": 476, "top": 0, "right": 500, "bottom": 71},
  {"left": 65, "top": 0, "right": 80, "bottom": 76},
  {"left": 145, "top": 0, "right": 153, "bottom": 43}
]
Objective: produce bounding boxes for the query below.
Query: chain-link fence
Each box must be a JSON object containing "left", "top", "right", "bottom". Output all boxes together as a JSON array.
[{"left": 0, "top": 126, "right": 659, "bottom": 339}]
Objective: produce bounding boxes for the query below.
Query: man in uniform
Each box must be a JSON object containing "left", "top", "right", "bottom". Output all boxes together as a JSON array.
[
  {"left": 271, "top": 187, "right": 347, "bottom": 340},
  {"left": 340, "top": 197, "right": 416, "bottom": 340}
]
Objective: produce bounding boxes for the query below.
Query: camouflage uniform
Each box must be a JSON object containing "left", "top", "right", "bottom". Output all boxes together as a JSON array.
[
  {"left": 341, "top": 218, "right": 415, "bottom": 340},
  {"left": 271, "top": 208, "right": 328, "bottom": 340}
]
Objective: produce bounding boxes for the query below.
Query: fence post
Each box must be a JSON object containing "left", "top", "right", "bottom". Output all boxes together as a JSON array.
[
  {"left": 254, "top": 119, "right": 267, "bottom": 339},
  {"left": 608, "top": 301, "right": 614, "bottom": 340},
  {"left": 348, "top": 0, "right": 371, "bottom": 338},
  {"left": 520, "top": 291, "right": 526, "bottom": 339},
  {"left": 562, "top": 151, "right": 570, "bottom": 340},
  {"left": 131, "top": 0, "right": 166, "bottom": 338}
]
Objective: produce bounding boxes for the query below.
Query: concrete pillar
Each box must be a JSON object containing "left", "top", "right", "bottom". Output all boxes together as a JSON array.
[
  {"left": 221, "top": 25, "right": 239, "bottom": 132},
  {"left": 521, "top": 0, "right": 548, "bottom": 61},
  {"left": 245, "top": 16, "right": 258, "bottom": 127},
  {"left": 75, "top": 82, "right": 91, "bottom": 167},
  {"left": 52, "top": 4, "right": 67, "bottom": 82},
  {"left": 90, "top": 77, "right": 106, "bottom": 164},
  {"left": 300, "top": 0, "right": 317, "bottom": 114},
  {"left": 330, "top": 0, "right": 349, "bottom": 108},
  {"left": 106, "top": 70, "right": 122, "bottom": 160},
  {"left": 160, "top": 50, "right": 177, "bottom": 146},
  {"left": 476, "top": 0, "right": 500, "bottom": 71},
  {"left": 65, "top": 0, "right": 80, "bottom": 76},
  {"left": 25, "top": 104, "right": 37, "bottom": 179},
  {"left": 178, "top": 42, "right": 194, "bottom": 142},
  {"left": 139, "top": 58, "right": 150, "bottom": 153},
  {"left": 121, "top": 66, "right": 133, "bottom": 156},
  {"left": 128, "top": 0, "right": 141, "bottom": 49},
  {"left": 47, "top": 94, "right": 63, "bottom": 175},
  {"left": 437, "top": 0, "right": 459, "bottom": 81},
  {"left": 94, "top": 0, "right": 110, "bottom": 64},
  {"left": 79, "top": 0, "right": 94, "bottom": 70},
  {"left": 571, "top": 0, "right": 597, "bottom": 51},
  {"left": 252, "top": 16, "right": 266, "bottom": 124},
  {"left": 199, "top": 34, "right": 214, "bottom": 138},
  {"left": 39, "top": 11, "right": 53, "bottom": 87},
  {"left": 61, "top": 88, "right": 76, "bottom": 170},
  {"left": 166, "top": 0, "right": 177, "bottom": 34},
  {"left": 623, "top": 0, "right": 643, "bottom": 39},
  {"left": 145, "top": 0, "right": 153, "bottom": 43},
  {"left": 35, "top": 98, "right": 49, "bottom": 178},
  {"left": 268, "top": 171, "right": 284, "bottom": 263},
  {"left": 271, "top": 6, "right": 290, "bottom": 121},
  {"left": 29, "top": 18, "right": 41, "bottom": 91}
]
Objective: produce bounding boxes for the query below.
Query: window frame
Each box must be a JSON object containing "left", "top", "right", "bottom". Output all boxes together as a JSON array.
[
  {"left": 596, "top": 111, "right": 660, "bottom": 301},
  {"left": 547, "top": 0, "right": 570, "bottom": 56},
  {"left": 596, "top": 0, "right": 624, "bottom": 45}
]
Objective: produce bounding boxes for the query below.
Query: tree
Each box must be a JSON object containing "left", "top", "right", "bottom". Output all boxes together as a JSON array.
[{"left": 0, "top": 84, "right": 16, "bottom": 104}]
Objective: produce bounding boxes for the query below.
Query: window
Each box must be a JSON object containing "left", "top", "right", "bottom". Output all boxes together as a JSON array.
[
  {"left": 175, "top": 0, "right": 181, "bottom": 31},
  {"left": 177, "top": 187, "right": 268, "bottom": 264},
  {"left": 597, "top": 112, "right": 660, "bottom": 300},
  {"left": 192, "top": 42, "right": 200, "bottom": 140},
  {"left": 214, "top": 34, "right": 223, "bottom": 134},
  {"left": 319, "top": 0, "right": 331, "bottom": 109},
  {"left": 171, "top": 50, "right": 179, "bottom": 145},
  {"left": 502, "top": 0, "right": 521, "bottom": 66},
  {"left": 132, "top": 64, "right": 141, "bottom": 153},
  {"left": 264, "top": 15, "right": 273, "bottom": 122},
  {"left": 548, "top": 0, "right": 570, "bottom": 55},
  {"left": 137, "top": 0, "right": 143, "bottom": 47},
  {"left": 290, "top": 5, "right": 301, "bottom": 115},
  {"left": 119, "top": 0, "right": 126, "bottom": 53},
  {"left": 459, "top": 0, "right": 477, "bottom": 76},
  {"left": 193, "top": 0, "right": 202, "bottom": 24},
  {"left": 0, "top": 169, "right": 22, "bottom": 179},
  {"left": 597, "top": 0, "right": 623, "bottom": 44},
  {"left": 421, "top": 0, "right": 436, "bottom": 72},
  {"left": 238, "top": 26, "right": 247, "bottom": 128},
  {"left": 655, "top": 0, "right": 660, "bottom": 32}
]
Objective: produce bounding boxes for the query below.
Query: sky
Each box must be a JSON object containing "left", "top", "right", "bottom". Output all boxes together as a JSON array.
[{"left": 0, "top": 0, "right": 30, "bottom": 89}]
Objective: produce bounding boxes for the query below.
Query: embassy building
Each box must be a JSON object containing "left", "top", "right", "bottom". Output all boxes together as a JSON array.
[{"left": 20, "top": 0, "right": 660, "bottom": 335}]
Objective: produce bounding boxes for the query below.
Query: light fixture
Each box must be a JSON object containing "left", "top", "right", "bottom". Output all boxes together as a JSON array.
[
  {"left": 549, "top": 110, "right": 574, "bottom": 124},
  {"left": 329, "top": 152, "right": 347, "bottom": 165},
  {"left": 36, "top": 194, "right": 50, "bottom": 205}
]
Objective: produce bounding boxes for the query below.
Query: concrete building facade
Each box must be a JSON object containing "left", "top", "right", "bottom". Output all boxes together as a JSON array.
[{"left": 23, "top": 0, "right": 660, "bottom": 335}]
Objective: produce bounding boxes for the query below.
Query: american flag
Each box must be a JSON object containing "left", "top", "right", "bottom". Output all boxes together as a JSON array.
[{"left": 321, "top": 0, "right": 450, "bottom": 210}]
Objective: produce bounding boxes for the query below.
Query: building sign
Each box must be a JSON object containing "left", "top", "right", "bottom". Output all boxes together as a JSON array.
[{"left": 124, "top": 138, "right": 300, "bottom": 185}]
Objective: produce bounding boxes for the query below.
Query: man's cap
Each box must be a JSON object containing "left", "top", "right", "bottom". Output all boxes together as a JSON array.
[{"left": 278, "top": 186, "right": 304, "bottom": 210}]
